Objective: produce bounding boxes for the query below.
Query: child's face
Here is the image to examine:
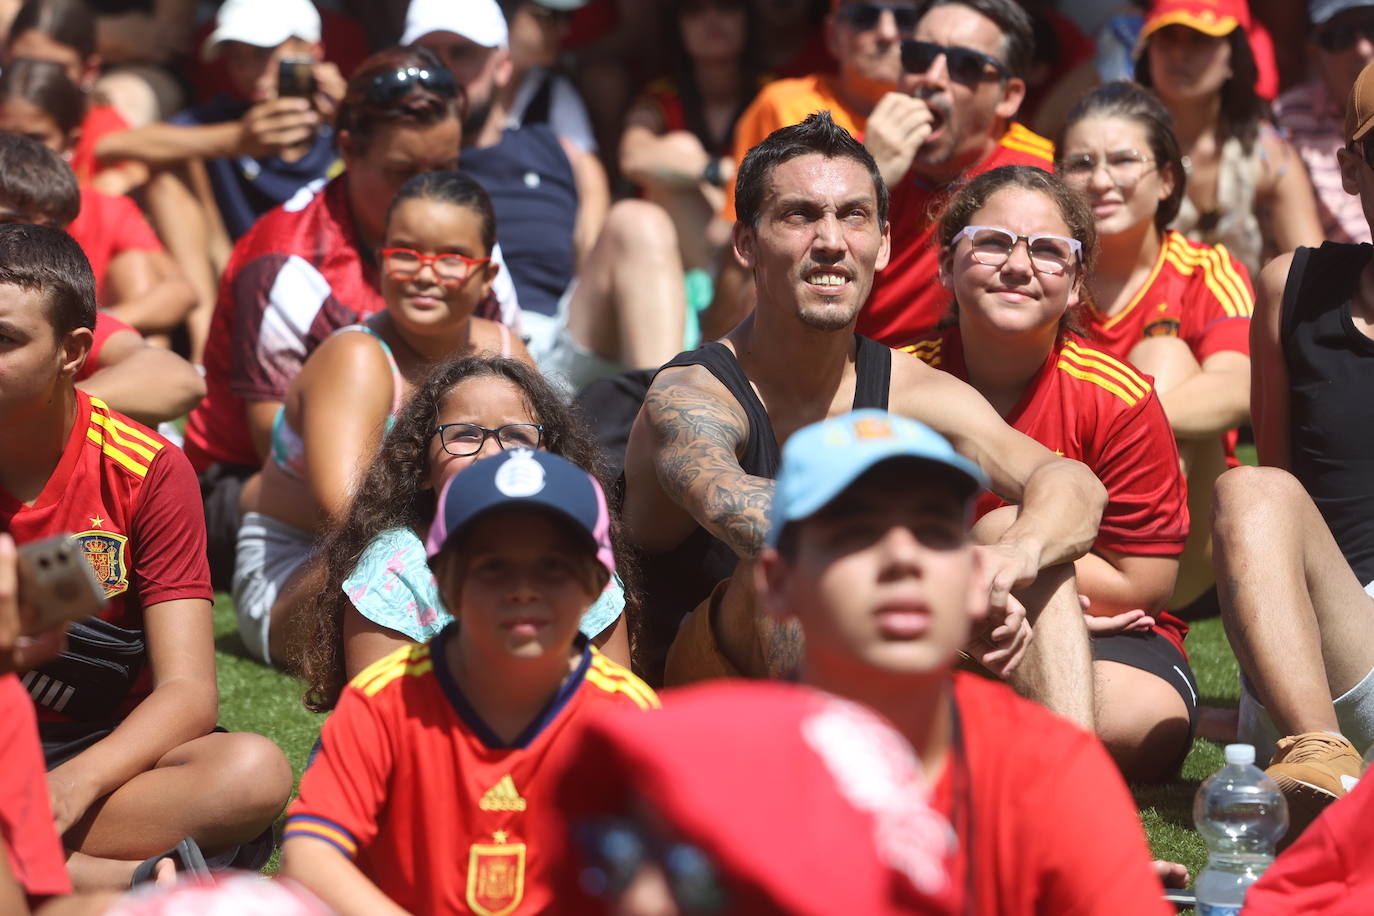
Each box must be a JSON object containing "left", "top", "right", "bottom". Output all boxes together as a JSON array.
[{"left": 437, "top": 508, "right": 601, "bottom": 661}]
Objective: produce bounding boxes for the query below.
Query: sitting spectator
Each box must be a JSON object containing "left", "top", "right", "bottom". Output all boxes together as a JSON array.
[
  {"left": 856, "top": 0, "right": 1055, "bottom": 345},
  {"left": 0, "top": 130, "right": 202, "bottom": 424},
  {"left": 754, "top": 411, "right": 1165, "bottom": 913},
  {"left": 1210, "top": 59, "right": 1374, "bottom": 840},
  {"left": 499, "top": 0, "right": 598, "bottom": 151},
  {"left": 1272, "top": 0, "right": 1374, "bottom": 245},
  {"left": 1134, "top": 0, "right": 1322, "bottom": 277},
  {"left": 0, "top": 224, "right": 291, "bottom": 890},
  {"left": 231, "top": 171, "right": 532, "bottom": 666},
  {"left": 280, "top": 449, "right": 659, "bottom": 915},
  {"left": 1056, "top": 82, "right": 1253, "bottom": 617},
  {"left": 293, "top": 355, "right": 632, "bottom": 713},
  {"left": 93, "top": 0, "right": 345, "bottom": 362},
  {"left": 0, "top": 60, "right": 196, "bottom": 340},
  {"left": 903, "top": 165, "right": 1195, "bottom": 782},
  {"left": 408, "top": 0, "right": 690, "bottom": 392},
  {"left": 620, "top": 0, "right": 764, "bottom": 338},
  {"left": 182, "top": 45, "right": 516, "bottom": 590}
]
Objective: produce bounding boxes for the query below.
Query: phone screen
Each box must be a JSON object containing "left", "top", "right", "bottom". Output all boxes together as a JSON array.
[{"left": 277, "top": 57, "right": 316, "bottom": 99}]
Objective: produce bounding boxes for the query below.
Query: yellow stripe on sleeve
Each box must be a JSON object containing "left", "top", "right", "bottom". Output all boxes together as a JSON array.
[{"left": 1059, "top": 342, "right": 1150, "bottom": 401}]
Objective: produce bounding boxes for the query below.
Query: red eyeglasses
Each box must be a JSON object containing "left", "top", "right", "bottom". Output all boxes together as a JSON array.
[{"left": 381, "top": 248, "right": 491, "bottom": 285}]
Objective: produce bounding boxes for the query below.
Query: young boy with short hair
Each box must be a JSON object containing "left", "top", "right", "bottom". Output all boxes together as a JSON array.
[{"left": 282, "top": 448, "right": 659, "bottom": 915}]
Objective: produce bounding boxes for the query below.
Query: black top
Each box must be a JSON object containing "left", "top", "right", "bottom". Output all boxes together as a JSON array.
[
  {"left": 637, "top": 336, "right": 892, "bottom": 680},
  {"left": 1281, "top": 241, "right": 1374, "bottom": 584}
]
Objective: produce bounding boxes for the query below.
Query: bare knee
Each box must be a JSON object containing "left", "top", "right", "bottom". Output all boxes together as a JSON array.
[
  {"left": 1128, "top": 336, "right": 1199, "bottom": 392},
  {"left": 196, "top": 732, "right": 293, "bottom": 822},
  {"left": 601, "top": 199, "right": 678, "bottom": 257},
  {"left": 1212, "top": 466, "right": 1303, "bottom": 537},
  {"left": 1094, "top": 660, "right": 1191, "bottom": 783}
]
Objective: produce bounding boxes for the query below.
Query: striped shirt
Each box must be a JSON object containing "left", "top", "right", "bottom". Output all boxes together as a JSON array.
[{"left": 1274, "top": 80, "right": 1372, "bottom": 245}]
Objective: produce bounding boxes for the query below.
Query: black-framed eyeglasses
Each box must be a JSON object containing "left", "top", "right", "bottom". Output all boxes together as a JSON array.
[
  {"left": 901, "top": 39, "right": 1009, "bottom": 85},
  {"left": 575, "top": 817, "right": 727, "bottom": 914},
  {"left": 433, "top": 423, "right": 544, "bottom": 456},
  {"left": 365, "top": 65, "right": 458, "bottom": 106},
  {"left": 835, "top": 2, "right": 919, "bottom": 33},
  {"left": 1314, "top": 14, "right": 1374, "bottom": 53}
]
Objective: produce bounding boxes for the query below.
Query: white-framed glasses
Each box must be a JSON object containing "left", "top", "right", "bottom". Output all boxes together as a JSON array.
[
  {"left": 952, "top": 225, "right": 1082, "bottom": 276},
  {"left": 1057, "top": 149, "right": 1157, "bottom": 189}
]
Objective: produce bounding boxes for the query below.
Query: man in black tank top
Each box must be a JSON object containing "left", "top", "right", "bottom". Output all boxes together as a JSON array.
[
  {"left": 1209, "top": 62, "right": 1374, "bottom": 842},
  {"left": 623, "top": 113, "right": 1107, "bottom": 732}
]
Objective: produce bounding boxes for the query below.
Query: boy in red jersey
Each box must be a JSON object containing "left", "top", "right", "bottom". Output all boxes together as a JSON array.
[
  {"left": 281, "top": 448, "right": 659, "bottom": 915},
  {"left": 0, "top": 223, "right": 291, "bottom": 890}
]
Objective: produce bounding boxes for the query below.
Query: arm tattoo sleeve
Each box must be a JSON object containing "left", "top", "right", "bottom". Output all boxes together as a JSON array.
[{"left": 645, "top": 379, "right": 775, "bottom": 559}]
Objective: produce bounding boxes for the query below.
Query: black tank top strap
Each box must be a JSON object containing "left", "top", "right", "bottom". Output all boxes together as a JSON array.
[
  {"left": 659, "top": 342, "right": 779, "bottom": 477},
  {"left": 852, "top": 335, "right": 892, "bottom": 410}
]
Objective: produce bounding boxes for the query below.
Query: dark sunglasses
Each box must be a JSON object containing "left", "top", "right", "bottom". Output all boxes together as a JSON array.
[
  {"left": 836, "top": 2, "right": 919, "bottom": 32},
  {"left": 364, "top": 65, "right": 458, "bottom": 105},
  {"left": 575, "top": 818, "right": 727, "bottom": 914},
  {"left": 901, "top": 39, "right": 1008, "bottom": 84},
  {"left": 1314, "top": 15, "right": 1374, "bottom": 52}
]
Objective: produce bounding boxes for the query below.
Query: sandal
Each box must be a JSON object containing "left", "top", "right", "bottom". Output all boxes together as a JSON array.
[{"left": 129, "top": 836, "right": 211, "bottom": 887}]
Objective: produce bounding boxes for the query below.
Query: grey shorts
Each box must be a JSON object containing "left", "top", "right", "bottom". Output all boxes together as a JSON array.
[
  {"left": 231, "top": 512, "right": 314, "bottom": 666},
  {"left": 521, "top": 283, "right": 624, "bottom": 396}
]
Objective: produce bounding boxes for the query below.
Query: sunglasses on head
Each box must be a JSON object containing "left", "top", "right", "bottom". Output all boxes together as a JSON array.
[
  {"left": 364, "top": 65, "right": 458, "bottom": 105},
  {"left": 901, "top": 39, "right": 1008, "bottom": 85},
  {"left": 1314, "top": 14, "right": 1374, "bottom": 53},
  {"left": 836, "top": 2, "right": 919, "bottom": 33}
]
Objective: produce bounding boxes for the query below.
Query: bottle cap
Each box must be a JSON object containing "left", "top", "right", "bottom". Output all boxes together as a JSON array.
[{"left": 1225, "top": 743, "right": 1256, "bottom": 766}]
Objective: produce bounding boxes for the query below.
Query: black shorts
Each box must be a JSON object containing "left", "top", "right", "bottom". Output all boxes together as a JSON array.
[
  {"left": 1092, "top": 629, "right": 1200, "bottom": 742},
  {"left": 198, "top": 462, "right": 256, "bottom": 592}
]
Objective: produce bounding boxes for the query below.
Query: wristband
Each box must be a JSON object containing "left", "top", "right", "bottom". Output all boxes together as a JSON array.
[{"left": 702, "top": 158, "right": 724, "bottom": 187}]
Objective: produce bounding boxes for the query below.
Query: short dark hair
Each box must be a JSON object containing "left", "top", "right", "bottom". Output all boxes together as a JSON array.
[
  {"left": 8, "top": 0, "right": 96, "bottom": 62},
  {"left": 0, "top": 222, "right": 96, "bottom": 336},
  {"left": 1058, "top": 81, "right": 1187, "bottom": 230},
  {"left": 386, "top": 171, "right": 497, "bottom": 254},
  {"left": 336, "top": 46, "right": 466, "bottom": 156},
  {"left": 0, "top": 131, "right": 80, "bottom": 228},
  {"left": 734, "top": 110, "right": 889, "bottom": 228},
  {"left": 923, "top": 0, "right": 1035, "bottom": 81},
  {"left": 0, "top": 57, "right": 85, "bottom": 137}
]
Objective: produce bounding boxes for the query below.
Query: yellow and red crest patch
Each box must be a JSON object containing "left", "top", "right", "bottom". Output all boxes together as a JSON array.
[
  {"left": 72, "top": 530, "right": 129, "bottom": 598},
  {"left": 1142, "top": 317, "right": 1182, "bottom": 339},
  {"left": 466, "top": 834, "right": 526, "bottom": 916}
]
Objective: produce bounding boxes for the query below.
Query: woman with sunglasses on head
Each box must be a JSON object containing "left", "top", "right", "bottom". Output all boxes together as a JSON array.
[
  {"left": 1134, "top": 0, "right": 1321, "bottom": 278},
  {"left": 231, "top": 172, "right": 533, "bottom": 668},
  {"left": 902, "top": 164, "right": 1197, "bottom": 782},
  {"left": 184, "top": 46, "right": 522, "bottom": 593},
  {"left": 1057, "top": 81, "right": 1252, "bottom": 620},
  {"left": 291, "top": 354, "right": 634, "bottom": 714}
]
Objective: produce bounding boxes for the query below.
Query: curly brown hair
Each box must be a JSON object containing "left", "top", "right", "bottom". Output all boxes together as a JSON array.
[{"left": 291, "top": 354, "right": 636, "bottom": 712}]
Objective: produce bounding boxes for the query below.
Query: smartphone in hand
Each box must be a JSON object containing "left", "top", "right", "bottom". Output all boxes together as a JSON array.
[
  {"left": 17, "top": 535, "right": 107, "bottom": 633},
  {"left": 277, "top": 57, "right": 316, "bottom": 100}
]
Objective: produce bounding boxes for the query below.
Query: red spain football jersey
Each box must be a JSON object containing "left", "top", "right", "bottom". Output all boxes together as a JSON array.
[
  {"left": 2, "top": 392, "right": 211, "bottom": 720},
  {"left": 856, "top": 124, "right": 1056, "bottom": 346},
  {"left": 1083, "top": 231, "right": 1253, "bottom": 363},
  {"left": 904, "top": 329, "right": 1190, "bottom": 653},
  {"left": 286, "top": 628, "right": 660, "bottom": 915}
]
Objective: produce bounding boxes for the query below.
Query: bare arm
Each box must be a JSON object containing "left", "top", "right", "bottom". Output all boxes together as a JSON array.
[
  {"left": 101, "top": 249, "right": 197, "bottom": 335},
  {"left": 343, "top": 607, "right": 415, "bottom": 682},
  {"left": 1156, "top": 350, "right": 1251, "bottom": 439},
  {"left": 1074, "top": 550, "right": 1179, "bottom": 618},
  {"left": 564, "top": 137, "right": 610, "bottom": 270},
  {"left": 1259, "top": 129, "right": 1324, "bottom": 255},
  {"left": 699, "top": 245, "right": 755, "bottom": 342},
  {"left": 641, "top": 366, "right": 773, "bottom": 559},
  {"left": 95, "top": 99, "right": 320, "bottom": 167},
  {"left": 46, "top": 598, "right": 216, "bottom": 836},
  {"left": 246, "top": 400, "right": 284, "bottom": 463},
  {"left": 77, "top": 328, "right": 205, "bottom": 425},
  {"left": 619, "top": 100, "right": 724, "bottom": 191},
  {"left": 281, "top": 837, "right": 411, "bottom": 916},
  {"left": 1251, "top": 251, "right": 1294, "bottom": 469}
]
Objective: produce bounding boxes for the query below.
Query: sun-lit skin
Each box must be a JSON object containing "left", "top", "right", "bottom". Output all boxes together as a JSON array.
[
  {"left": 735, "top": 152, "right": 890, "bottom": 332},
  {"left": 937, "top": 187, "right": 1083, "bottom": 343},
  {"left": 1058, "top": 114, "right": 1174, "bottom": 240},
  {"left": 1314, "top": 8, "right": 1374, "bottom": 105},
  {"left": 341, "top": 117, "right": 462, "bottom": 251},
  {"left": 0, "top": 282, "right": 87, "bottom": 427},
  {"left": 425, "top": 376, "right": 543, "bottom": 493},
  {"left": 380, "top": 197, "right": 498, "bottom": 342},
  {"left": 679, "top": 0, "right": 747, "bottom": 64},
  {"left": 0, "top": 96, "right": 67, "bottom": 154},
  {"left": 1146, "top": 25, "right": 1233, "bottom": 105},
  {"left": 828, "top": 0, "right": 919, "bottom": 109}
]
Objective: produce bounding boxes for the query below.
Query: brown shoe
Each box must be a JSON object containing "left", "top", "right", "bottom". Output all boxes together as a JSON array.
[{"left": 1266, "top": 732, "right": 1362, "bottom": 843}]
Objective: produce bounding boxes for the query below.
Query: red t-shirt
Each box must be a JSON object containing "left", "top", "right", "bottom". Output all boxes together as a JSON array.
[
  {"left": 0, "top": 675, "right": 70, "bottom": 899},
  {"left": 905, "top": 329, "right": 1191, "bottom": 653},
  {"left": 66, "top": 186, "right": 163, "bottom": 304},
  {"left": 936, "top": 673, "right": 1169, "bottom": 916},
  {"left": 79, "top": 311, "right": 137, "bottom": 382},
  {"left": 285, "top": 630, "right": 659, "bottom": 915},
  {"left": 857, "top": 124, "right": 1056, "bottom": 346},
  {"left": 69, "top": 105, "right": 131, "bottom": 186},
  {"left": 1082, "top": 231, "right": 1253, "bottom": 363},
  {"left": 1244, "top": 765, "right": 1374, "bottom": 914},
  {"left": 2, "top": 392, "right": 211, "bottom": 721}
]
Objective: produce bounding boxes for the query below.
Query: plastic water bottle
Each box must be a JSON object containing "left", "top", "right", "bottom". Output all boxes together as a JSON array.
[{"left": 1193, "top": 744, "right": 1288, "bottom": 915}]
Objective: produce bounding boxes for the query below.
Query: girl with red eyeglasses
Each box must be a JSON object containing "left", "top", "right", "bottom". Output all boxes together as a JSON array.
[{"left": 231, "top": 170, "right": 532, "bottom": 667}]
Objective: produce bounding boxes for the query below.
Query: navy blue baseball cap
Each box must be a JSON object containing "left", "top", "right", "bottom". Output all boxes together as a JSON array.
[
  {"left": 766, "top": 410, "right": 988, "bottom": 548},
  {"left": 426, "top": 449, "right": 615, "bottom": 576},
  {"left": 1311, "top": 0, "right": 1374, "bottom": 26}
]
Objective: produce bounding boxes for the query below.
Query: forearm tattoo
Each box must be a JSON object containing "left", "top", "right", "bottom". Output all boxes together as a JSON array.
[{"left": 646, "top": 380, "right": 775, "bottom": 559}]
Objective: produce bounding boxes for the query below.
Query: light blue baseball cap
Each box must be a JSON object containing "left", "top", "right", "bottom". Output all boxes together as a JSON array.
[
  {"left": 1311, "top": 0, "right": 1374, "bottom": 26},
  {"left": 766, "top": 409, "right": 989, "bottom": 547}
]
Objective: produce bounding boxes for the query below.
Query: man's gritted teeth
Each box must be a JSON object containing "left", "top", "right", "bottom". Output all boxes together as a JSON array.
[{"left": 805, "top": 266, "right": 854, "bottom": 288}]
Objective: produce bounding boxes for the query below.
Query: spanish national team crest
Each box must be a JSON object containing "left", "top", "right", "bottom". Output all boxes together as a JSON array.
[
  {"left": 72, "top": 530, "right": 129, "bottom": 598},
  {"left": 466, "top": 832, "right": 526, "bottom": 916},
  {"left": 1142, "top": 316, "right": 1181, "bottom": 339}
]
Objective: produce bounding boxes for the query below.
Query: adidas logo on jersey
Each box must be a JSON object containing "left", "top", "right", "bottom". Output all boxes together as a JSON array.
[{"left": 479, "top": 774, "right": 527, "bottom": 812}]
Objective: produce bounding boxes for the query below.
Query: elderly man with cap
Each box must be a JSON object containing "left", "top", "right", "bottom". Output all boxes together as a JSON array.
[
  {"left": 1273, "top": 0, "right": 1374, "bottom": 244},
  {"left": 1213, "top": 58, "right": 1374, "bottom": 845},
  {"left": 566, "top": 411, "right": 1167, "bottom": 916}
]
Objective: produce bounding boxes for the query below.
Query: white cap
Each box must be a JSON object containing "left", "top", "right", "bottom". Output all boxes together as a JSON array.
[
  {"left": 1225, "top": 744, "right": 1256, "bottom": 766},
  {"left": 401, "top": 0, "right": 509, "bottom": 49},
  {"left": 202, "top": 0, "right": 322, "bottom": 60}
]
